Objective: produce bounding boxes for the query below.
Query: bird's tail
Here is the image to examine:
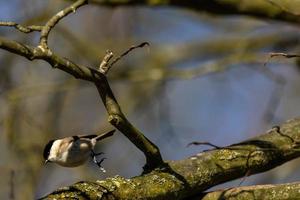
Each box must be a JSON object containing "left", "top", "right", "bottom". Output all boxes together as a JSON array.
[{"left": 95, "top": 130, "right": 115, "bottom": 141}]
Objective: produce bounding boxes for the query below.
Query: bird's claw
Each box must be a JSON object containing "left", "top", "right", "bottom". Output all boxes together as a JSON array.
[{"left": 91, "top": 151, "right": 107, "bottom": 172}]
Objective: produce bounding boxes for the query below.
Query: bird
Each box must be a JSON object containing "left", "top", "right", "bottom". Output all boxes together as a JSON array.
[{"left": 43, "top": 130, "right": 115, "bottom": 167}]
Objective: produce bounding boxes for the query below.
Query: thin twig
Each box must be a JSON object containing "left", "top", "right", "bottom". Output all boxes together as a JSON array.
[
  {"left": 0, "top": 22, "right": 42, "bottom": 33},
  {"left": 99, "top": 50, "right": 113, "bottom": 74},
  {"left": 264, "top": 52, "right": 300, "bottom": 67},
  {"left": 188, "top": 125, "right": 300, "bottom": 153},
  {"left": 189, "top": 144, "right": 300, "bottom": 153},
  {"left": 269, "top": 52, "right": 300, "bottom": 58},
  {"left": 39, "top": 0, "right": 88, "bottom": 48},
  {"left": 108, "top": 42, "right": 150, "bottom": 69},
  {"left": 187, "top": 141, "right": 222, "bottom": 149}
]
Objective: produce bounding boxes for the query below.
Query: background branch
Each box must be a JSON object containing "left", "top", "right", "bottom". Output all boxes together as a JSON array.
[{"left": 75, "top": 0, "right": 300, "bottom": 24}]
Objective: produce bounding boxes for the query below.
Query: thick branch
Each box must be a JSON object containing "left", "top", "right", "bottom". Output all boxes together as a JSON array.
[
  {"left": 0, "top": 37, "right": 35, "bottom": 58},
  {"left": 42, "top": 117, "right": 300, "bottom": 199},
  {"left": 0, "top": 37, "right": 94, "bottom": 80},
  {"left": 83, "top": 0, "right": 300, "bottom": 24}
]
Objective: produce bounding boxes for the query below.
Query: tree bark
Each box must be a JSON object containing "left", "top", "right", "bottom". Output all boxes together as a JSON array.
[{"left": 200, "top": 182, "right": 300, "bottom": 200}]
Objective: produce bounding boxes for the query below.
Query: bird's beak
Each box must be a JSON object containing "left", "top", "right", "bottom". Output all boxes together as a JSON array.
[{"left": 44, "top": 159, "right": 49, "bottom": 164}]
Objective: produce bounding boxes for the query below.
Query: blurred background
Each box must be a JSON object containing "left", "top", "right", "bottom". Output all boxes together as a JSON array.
[{"left": 0, "top": 0, "right": 300, "bottom": 199}]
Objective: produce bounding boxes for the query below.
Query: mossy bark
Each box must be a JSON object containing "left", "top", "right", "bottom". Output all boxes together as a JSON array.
[{"left": 200, "top": 182, "right": 300, "bottom": 200}]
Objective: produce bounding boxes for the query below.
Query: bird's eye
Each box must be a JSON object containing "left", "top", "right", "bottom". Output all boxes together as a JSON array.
[{"left": 43, "top": 140, "right": 54, "bottom": 160}]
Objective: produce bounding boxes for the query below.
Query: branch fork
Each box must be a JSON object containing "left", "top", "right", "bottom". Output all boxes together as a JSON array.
[{"left": 0, "top": 0, "right": 164, "bottom": 171}]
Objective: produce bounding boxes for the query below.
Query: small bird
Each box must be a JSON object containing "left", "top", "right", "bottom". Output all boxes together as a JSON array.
[{"left": 43, "top": 130, "right": 115, "bottom": 167}]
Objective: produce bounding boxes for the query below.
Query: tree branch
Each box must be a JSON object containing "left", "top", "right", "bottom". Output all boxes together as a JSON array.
[
  {"left": 94, "top": 78, "right": 164, "bottom": 171},
  {"left": 41, "top": 117, "right": 300, "bottom": 199},
  {"left": 39, "top": 0, "right": 88, "bottom": 48},
  {"left": 0, "top": 22, "right": 42, "bottom": 33},
  {"left": 264, "top": 52, "right": 300, "bottom": 67},
  {"left": 0, "top": 0, "right": 164, "bottom": 171}
]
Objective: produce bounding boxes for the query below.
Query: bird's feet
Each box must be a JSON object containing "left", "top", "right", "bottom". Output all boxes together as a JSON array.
[{"left": 91, "top": 150, "right": 106, "bottom": 172}]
